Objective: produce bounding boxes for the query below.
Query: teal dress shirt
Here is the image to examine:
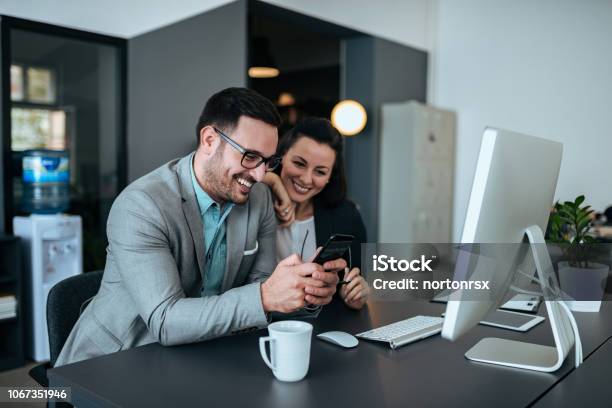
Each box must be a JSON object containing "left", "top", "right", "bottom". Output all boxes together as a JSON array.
[{"left": 190, "top": 158, "right": 234, "bottom": 296}]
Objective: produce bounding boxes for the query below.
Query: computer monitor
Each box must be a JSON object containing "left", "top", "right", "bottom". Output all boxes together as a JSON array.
[{"left": 441, "top": 127, "right": 579, "bottom": 372}]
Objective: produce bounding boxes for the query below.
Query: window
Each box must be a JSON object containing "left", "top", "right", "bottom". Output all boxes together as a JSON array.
[{"left": 10, "top": 64, "right": 56, "bottom": 104}]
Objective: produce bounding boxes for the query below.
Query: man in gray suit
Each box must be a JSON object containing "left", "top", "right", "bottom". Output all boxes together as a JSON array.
[{"left": 57, "top": 88, "right": 343, "bottom": 366}]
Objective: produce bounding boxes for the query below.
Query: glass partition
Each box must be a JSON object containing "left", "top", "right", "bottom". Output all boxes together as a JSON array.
[{"left": 3, "top": 21, "right": 126, "bottom": 271}]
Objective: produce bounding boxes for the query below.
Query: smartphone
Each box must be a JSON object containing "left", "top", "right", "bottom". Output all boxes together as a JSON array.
[
  {"left": 499, "top": 294, "right": 542, "bottom": 313},
  {"left": 442, "top": 309, "right": 545, "bottom": 332},
  {"left": 312, "top": 234, "right": 354, "bottom": 265},
  {"left": 479, "top": 310, "right": 545, "bottom": 332}
]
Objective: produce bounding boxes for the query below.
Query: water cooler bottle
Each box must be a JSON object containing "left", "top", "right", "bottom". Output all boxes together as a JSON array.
[{"left": 13, "top": 214, "right": 82, "bottom": 362}]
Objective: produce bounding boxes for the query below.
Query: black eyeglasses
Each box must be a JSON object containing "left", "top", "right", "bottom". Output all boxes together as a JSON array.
[{"left": 213, "top": 127, "right": 281, "bottom": 171}]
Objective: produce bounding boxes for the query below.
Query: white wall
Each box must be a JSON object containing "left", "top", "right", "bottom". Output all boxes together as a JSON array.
[{"left": 431, "top": 0, "right": 612, "bottom": 240}]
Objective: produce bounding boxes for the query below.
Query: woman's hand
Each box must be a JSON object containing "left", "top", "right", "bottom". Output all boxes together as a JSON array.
[
  {"left": 339, "top": 267, "right": 369, "bottom": 310},
  {"left": 263, "top": 172, "right": 295, "bottom": 227},
  {"left": 274, "top": 199, "right": 295, "bottom": 227}
]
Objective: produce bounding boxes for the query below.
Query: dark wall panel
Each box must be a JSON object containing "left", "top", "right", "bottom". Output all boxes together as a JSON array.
[
  {"left": 0, "top": 22, "right": 5, "bottom": 233},
  {"left": 128, "top": 0, "right": 248, "bottom": 181},
  {"left": 342, "top": 36, "right": 375, "bottom": 240},
  {"left": 343, "top": 37, "right": 427, "bottom": 241}
]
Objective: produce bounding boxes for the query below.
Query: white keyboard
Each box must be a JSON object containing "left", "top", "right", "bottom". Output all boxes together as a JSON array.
[{"left": 356, "top": 315, "right": 444, "bottom": 349}]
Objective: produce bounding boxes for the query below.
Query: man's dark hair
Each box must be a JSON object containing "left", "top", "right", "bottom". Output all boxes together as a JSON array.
[
  {"left": 275, "top": 117, "right": 347, "bottom": 208},
  {"left": 195, "top": 87, "right": 281, "bottom": 145}
]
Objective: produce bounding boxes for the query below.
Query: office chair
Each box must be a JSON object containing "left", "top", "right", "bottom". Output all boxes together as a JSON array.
[{"left": 28, "top": 270, "right": 104, "bottom": 387}]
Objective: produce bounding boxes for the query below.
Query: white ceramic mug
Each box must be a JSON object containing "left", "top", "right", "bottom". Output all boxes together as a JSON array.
[{"left": 259, "top": 320, "right": 313, "bottom": 382}]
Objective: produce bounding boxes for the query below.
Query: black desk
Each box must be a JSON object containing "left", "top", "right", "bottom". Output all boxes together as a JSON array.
[
  {"left": 533, "top": 337, "right": 612, "bottom": 408},
  {"left": 49, "top": 300, "right": 612, "bottom": 408}
]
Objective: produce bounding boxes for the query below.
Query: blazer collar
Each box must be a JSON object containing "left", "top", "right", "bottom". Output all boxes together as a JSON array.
[
  {"left": 177, "top": 153, "right": 206, "bottom": 280},
  {"left": 222, "top": 205, "right": 247, "bottom": 292}
]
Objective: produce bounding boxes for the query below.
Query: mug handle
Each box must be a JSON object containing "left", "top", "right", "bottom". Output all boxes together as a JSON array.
[{"left": 259, "top": 336, "right": 276, "bottom": 370}]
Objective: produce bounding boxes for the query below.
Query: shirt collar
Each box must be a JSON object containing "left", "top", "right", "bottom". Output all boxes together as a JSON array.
[{"left": 190, "top": 155, "right": 234, "bottom": 216}]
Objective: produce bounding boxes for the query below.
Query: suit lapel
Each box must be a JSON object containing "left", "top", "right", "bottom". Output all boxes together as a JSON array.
[
  {"left": 223, "top": 204, "right": 247, "bottom": 292},
  {"left": 177, "top": 154, "right": 206, "bottom": 282}
]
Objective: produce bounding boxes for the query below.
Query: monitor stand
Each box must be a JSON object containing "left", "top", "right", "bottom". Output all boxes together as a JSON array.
[{"left": 464, "top": 225, "right": 583, "bottom": 372}]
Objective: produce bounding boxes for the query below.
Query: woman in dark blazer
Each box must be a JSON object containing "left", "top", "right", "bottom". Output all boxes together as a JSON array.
[
  {"left": 264, "top": 117, "right": 369, "bottom": 309},
  {"left": 312, "top": 199, "right": 367, "bottom": 271}
]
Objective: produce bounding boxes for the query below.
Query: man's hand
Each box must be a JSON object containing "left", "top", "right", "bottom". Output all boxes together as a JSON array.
[
  {"left": 302, "top": 252, "right": 345, "bottom": 305},
  {"left": 304, "top": 258, "right": 343, "bottom": 305},
  {"left": 261, "top": 254, "right": 330, "bottom": 313}
]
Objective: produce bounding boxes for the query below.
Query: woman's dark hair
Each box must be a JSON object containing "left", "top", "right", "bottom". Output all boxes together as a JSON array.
[
  {"left": 195, "top": 87, "right": 281, "bottom": 145},
  {"left": 276, "top": 117, "right": 347, "bottom": 208}
]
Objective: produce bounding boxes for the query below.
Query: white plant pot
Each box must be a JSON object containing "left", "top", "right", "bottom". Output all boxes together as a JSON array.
[{"left": 558, "top": 261, "right": 609, "bottom": 313}]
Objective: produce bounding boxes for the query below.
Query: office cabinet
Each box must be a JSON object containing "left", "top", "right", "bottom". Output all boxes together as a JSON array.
[{"left": 378, "top": 101, "right": 456, "bottom": 243}]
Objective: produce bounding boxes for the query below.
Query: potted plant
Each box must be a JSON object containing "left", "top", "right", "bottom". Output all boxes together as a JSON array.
[{"left": 547, "top": 195, "right": 609, "bottom": 312}]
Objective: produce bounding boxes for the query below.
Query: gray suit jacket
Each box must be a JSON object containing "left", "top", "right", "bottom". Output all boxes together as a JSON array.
[{"left": 56, "top": 154, "right": 276, "bottom": 366}]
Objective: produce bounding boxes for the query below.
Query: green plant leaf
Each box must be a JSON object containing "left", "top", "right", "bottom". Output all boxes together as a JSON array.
[
  {"left": 574, "top": 195, "right": 585, "bottom": 207},
  {"left": 577, "top": 213, "right": 592, "bottom": 225}
]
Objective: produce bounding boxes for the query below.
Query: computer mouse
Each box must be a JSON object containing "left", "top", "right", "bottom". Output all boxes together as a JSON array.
[{"left": 316, "top": 331, "right": 359, "bottom": 348}]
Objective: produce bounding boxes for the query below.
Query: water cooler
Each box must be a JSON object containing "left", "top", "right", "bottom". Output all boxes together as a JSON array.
[{"left": 13, "top": 214, "right": 82, "bottom": 362}]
